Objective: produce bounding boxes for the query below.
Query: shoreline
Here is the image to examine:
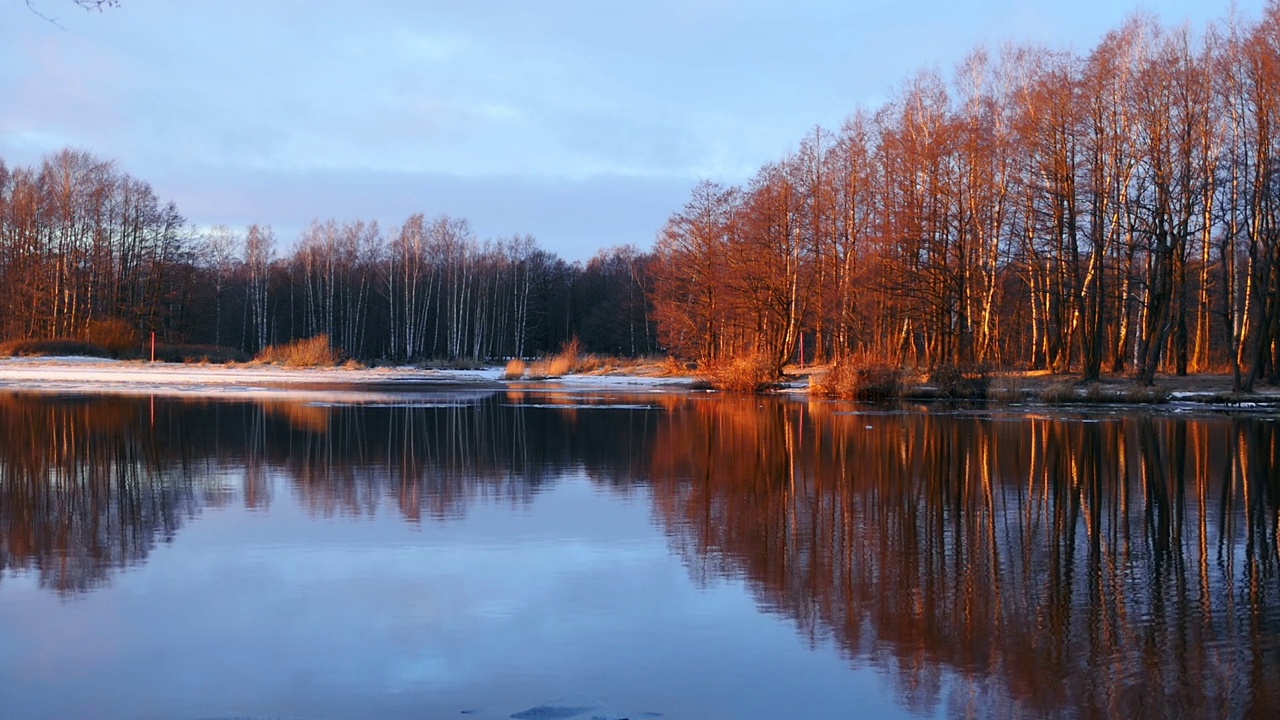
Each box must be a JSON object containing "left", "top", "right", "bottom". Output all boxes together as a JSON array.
[
  {"left": 0, "top": 356, "right": 696, "bottom": 401},
  {"left": 1, "top": 356, "right": 1278, "bottom": 412}
]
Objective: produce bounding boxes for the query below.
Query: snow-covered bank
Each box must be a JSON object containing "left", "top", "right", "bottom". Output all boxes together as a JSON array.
[
  {"left": 0, "top": 357, "right": 697, "bottom": 401},
  {"left": 0, "top": 357, "right": 505, "bottom": 400}
]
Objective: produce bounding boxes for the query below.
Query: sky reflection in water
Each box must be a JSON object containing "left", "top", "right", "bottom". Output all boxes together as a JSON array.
[{"left": 0, "top": 392, "right": 1277, "bottom": 719}]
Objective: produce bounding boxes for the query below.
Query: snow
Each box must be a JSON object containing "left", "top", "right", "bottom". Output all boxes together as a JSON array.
[
  {"left": 0, "top": 358, "right": 695, "bottom": 401},
  {"left": 0, "top": 357, "right": 502, "bottom": 400},
  {"left": 509, "top": 373, "right": 692, "bottom": 390}
]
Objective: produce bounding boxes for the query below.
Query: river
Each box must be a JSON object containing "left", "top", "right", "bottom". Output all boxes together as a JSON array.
[{"left": 0, "top": 390, "right": 1276, "bottom": 719}]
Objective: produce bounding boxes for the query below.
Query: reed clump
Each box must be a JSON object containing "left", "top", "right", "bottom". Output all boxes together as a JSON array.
[
  {"left": 502, "top": 358, "right": 528, "bottom": 380},
  {"left": 811, "top": 359, "right": 905, "bottom": 401},
  {"left": 705, "top": 353, "right": 777, "bottom": 393},
  {"left": 254, "top": 335, "right": 342, "bottom": 367},
  {"left": 527, "top": 337, "right": 584, "bottom": 379}
]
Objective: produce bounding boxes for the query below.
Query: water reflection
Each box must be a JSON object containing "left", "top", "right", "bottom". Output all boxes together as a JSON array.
[
  {"left": 649, "top": 399, "right": 1280, "bottom": 718},
  {"left": 0, "top": 391, "right": 1277, "bottom": 717},
  {"left": 0, "top": 393, "right": 663, "bottom": 593},
  {"left": 0, "top": 395, "right": 208, "bottom": 594}
]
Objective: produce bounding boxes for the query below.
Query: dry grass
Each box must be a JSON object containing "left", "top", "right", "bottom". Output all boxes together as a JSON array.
[
  {"left": 502, "top": 358, "right": 527, "bottom": 380},
  {"left": 657, "top": 356, "right": 691, "bottom": 376},
  {"left": 704, "top": 354, "right": 778, "bottom": 393},
  {"left": 985, "top": 373, "right": 1028, "bottom": 403},
  {"left": 811, "top": 360, "right": 906, "bottom": 401},
  {"left": 512, "top": 352, "right": 696, "bottom": 381},
  {"left": 1039, "top": 381, "right": 1080, "bottom": 404},
  {"left": 526, "top": 337, "right": 585, "bottom": 379},
  {"left": 527, "top": 354, "right": 574, "bottom": 379},
  {"left": 254, "top": 335, "right": 342, "bottom": 367}
]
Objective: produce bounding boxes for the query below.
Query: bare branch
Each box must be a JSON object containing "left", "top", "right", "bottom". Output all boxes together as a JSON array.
[
  {"left": 25, "top": 0, "right": 119, "bottom": 29},
  {"left": 73, "top": 0, "right": 119, "bottom": 11}
]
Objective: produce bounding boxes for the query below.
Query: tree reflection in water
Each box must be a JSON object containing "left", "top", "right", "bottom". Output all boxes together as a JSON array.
[
  {"left": 650, "top": 398, "right": 1280, "bottom": 718},
  {"left": 0, "top": 391, "right": 1276, "bottom": 717}
]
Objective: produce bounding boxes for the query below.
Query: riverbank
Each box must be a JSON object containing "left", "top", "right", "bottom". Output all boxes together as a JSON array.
[
  {"left": 0, "top": 356, "right": 506, "bottom": 401},
  {"left": 0, "top": 356, "right": 697, "bottom": 401},
  {"left": 788, "top": 365, "right": 1280, "bottom": 411},
  {"left": 1, "top": 356, "right": 1278, "bottom": 411}
]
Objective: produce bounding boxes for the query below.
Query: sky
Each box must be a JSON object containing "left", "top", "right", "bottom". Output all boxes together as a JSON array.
[{"left": 0, "top": 0, "right": 1268, "bottom": 261}]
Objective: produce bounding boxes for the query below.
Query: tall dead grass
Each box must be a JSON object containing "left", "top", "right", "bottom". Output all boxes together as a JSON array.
[
  {"left": 526, "top": 337, "right": 584, "bottom": 379},
  {"left": 502, "top": 358, "right": 528, "bottom": 380},
  {"left": 254, "top": 335, "right": 343, "bottom": 367},
  {"left": 810, "top": 358, "right": 905, "bottom": 400},
  {"left": 704, "top": 354, "right": 778, "bottom": 393}
]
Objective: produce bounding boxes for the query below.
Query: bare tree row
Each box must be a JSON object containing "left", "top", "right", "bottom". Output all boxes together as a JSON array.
[
  {"left": 652, "top": 5, "right": 1280, "bottom": 390},
  {"left": 0, "top": 150, "right": 658, "bottom": 360},
  {"left": 192, "top": 216, "right": 656, "bottom": 360},
  {"left": 0, "top": 149, "right": 187, "bottom": 343}
]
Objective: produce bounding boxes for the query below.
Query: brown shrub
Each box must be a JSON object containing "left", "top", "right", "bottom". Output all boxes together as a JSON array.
[
  {"left": 255, "top": 335, "right": 342, "bottom": 367},
  {"left": 84, "top": 318, "right": 138, "bottom": 357},
  {"left": 705, "top": 354, "right": 777, "bottom": 393},
  {"left": 811, "top": 360, "right": 904, "bottom": 401},
  {"left": 926, "top": 363, "right": 991, "bottom": 399}
]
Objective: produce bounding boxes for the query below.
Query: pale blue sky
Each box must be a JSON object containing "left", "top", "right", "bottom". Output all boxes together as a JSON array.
[{"left": 0, "top": 0, "right": 1265, "bottom": 260}]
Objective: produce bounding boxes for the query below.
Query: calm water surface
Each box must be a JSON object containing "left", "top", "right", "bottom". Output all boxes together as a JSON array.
[{"left": 0, "top": 391, "right": 1278, "bottom": 719}]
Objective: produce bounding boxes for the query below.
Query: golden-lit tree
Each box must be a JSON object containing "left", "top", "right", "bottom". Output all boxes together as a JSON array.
[{"left": 650, "top": 5, "right": 1280, "bottom": 389}]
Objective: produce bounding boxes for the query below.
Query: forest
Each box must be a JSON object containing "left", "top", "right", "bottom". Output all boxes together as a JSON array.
[
  {"left": 0, "top": 149, "right": 657, "bottom": 361},
  {"left": 652, "top": 5, "right": 1280, "bottom": 391},
  {"left": 6, "top": 7, "right": 1280, "bottom": 392}
]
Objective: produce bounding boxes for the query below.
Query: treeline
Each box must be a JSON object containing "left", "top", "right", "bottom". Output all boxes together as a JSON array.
[
  {"left": 653, "top": 5, "right": 1280, "bottom": 390},
  {"left": 0, "top": 149, "right": 657, "bottom": 361}
]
